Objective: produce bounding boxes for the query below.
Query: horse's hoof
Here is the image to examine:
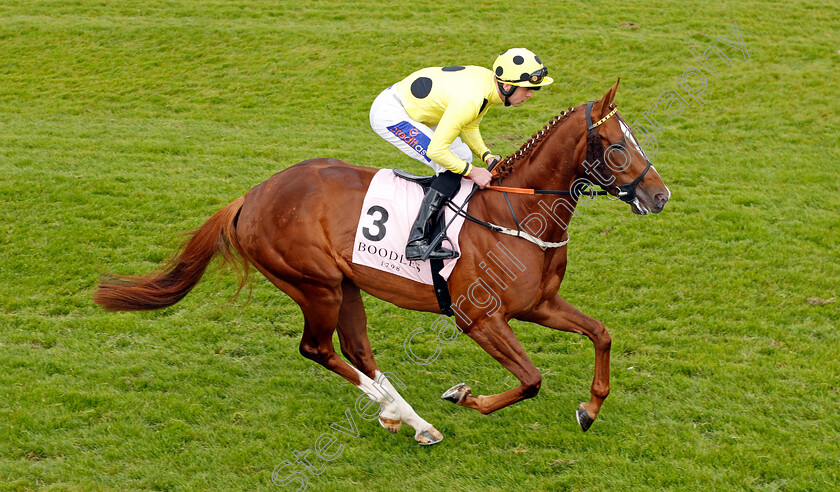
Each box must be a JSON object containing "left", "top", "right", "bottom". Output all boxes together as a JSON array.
[
  {"left": 441, "top": 383, "right": 470, "bottom": 405},
  {"left": 415, "top": 427, "right": 444, "bottom": 446},
  {"left": 378, "top": 416, "right": 401, "bottom": 433},
  {"left": 576, "top": 404, "right": 595, "bottom": 432}
]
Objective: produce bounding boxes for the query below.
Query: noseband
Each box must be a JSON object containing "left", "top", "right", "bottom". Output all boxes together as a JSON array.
[
  {"left": 585, "top": 101, "right": 652, "bottom": 204},
  {"left": 454, "top": 102, "right": 655, "bottom": 250}
]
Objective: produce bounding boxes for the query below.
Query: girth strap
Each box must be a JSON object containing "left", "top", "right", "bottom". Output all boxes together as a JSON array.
[{"left": 430, "top": 258, "right": 454, "bottom": 316}]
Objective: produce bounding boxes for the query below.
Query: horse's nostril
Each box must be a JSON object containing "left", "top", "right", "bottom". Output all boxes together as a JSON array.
[{"left": 654, "top": 193, "right": 668, "bottom": 207}]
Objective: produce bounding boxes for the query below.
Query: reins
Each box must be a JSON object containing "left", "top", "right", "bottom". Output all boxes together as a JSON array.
[
  {"left": 481, "top": 102, "right": 619, "bottom": 198},
  {"left": 484, "top": 185, "right": 610, "bottom": 196},
  {"left": 430, "top": 100, "right": 648, "bottom": 251},
  {"left": 449, "top": 101, "right": 620, "bottom": 249}
]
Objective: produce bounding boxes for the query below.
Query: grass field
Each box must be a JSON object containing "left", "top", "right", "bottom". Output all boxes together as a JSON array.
[{"left": 1, "top": 0, "right": 838, "bottom": 490}]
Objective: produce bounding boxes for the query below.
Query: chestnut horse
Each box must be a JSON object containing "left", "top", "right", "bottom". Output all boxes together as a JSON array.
[{"left": 94, "top": 80, "right": 669, "bottom": 445}]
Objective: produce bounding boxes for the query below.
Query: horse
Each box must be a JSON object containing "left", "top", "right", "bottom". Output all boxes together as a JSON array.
[{"left": 93, "top": 79, "right": 670, "bottom": 445}]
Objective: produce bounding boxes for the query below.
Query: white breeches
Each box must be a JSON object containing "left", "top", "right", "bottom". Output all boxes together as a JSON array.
[{"left": 369, "top": 85, "right": 473, "bottom": 175}]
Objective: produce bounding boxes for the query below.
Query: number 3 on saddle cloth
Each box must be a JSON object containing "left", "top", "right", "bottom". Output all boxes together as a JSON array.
[{"left": 352, "top": 169, "right": 473, "bottom": 287}]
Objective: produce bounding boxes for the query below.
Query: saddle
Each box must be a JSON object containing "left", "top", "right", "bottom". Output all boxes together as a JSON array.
[
  {"left": 392, "top": 169, "right": 435, "bottom": 189},
  {"left": 389, "top": 168, "right": 456, "bottom": 316}
]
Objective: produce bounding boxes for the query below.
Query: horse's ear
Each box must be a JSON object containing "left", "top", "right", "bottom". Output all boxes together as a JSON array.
[
  {"left": 604, "top": 78, "right": 620, "bottom": 106},
  {"left": 590, "top": 78, "right": 621, "bottom": 119}
]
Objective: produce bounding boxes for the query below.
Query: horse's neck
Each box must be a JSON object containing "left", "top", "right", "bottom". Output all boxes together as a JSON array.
[
  {"left": 503, "top": 111, "right": 585, "bottom": 189},
  {"left": 495, "top": 114, "right": 586, "bottom": 239}
]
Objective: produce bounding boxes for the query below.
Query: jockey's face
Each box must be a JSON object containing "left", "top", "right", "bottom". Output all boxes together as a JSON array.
[{"left": 506, "top": 85, "right": 534, "bottom": 107}]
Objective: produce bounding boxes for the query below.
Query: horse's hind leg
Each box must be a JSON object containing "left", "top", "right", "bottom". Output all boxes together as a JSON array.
[
  {"left": 296, "top": 283, "right": 366, "bottom": 385},
  {"left": 335, "top": 279, "right": 442, "bottom": 445}
]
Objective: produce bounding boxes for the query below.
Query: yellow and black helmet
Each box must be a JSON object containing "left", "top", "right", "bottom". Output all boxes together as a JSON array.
[{"left": 492, "top": 48, "right": 553, "bottom": 88}]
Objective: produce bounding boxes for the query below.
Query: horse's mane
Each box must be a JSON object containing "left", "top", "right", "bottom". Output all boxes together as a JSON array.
[{"left": 493, "top": 106, "right": 579, "bottom": 180}]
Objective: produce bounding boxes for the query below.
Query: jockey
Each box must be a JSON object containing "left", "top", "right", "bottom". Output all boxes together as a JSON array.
[{"left": 370, "top": 48, "right": 553, "bottom": 261}]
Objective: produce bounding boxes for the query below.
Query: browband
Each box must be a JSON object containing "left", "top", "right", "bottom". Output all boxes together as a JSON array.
[{"left": 586, "top": 101, "right": 619, "bottom": 134}]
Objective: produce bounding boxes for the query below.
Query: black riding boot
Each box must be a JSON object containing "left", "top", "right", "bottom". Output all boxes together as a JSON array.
[{"left": 405, "top": 188, "right": 459, "bottom": 261}]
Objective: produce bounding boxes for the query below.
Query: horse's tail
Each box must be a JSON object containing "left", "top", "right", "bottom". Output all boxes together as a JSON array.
[{"left": 93, "top": 196, "right": 249, "bottom": 312}]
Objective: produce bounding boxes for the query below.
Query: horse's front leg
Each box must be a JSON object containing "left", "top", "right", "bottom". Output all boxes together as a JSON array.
[
  {"left": 518, "top": 294, "right": 611, "bottom": 431},
  {"left": 441, "top": 316, "right": 543, "bottom": 414}
]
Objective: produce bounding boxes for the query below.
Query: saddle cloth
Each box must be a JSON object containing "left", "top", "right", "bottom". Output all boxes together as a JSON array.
[{"left": 351, "top": 169, "right": 472, "bottom": 284}]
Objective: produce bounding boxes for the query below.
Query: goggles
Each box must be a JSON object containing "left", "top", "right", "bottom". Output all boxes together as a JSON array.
[
  {"left": 500, "top": 66, "right": 548, "bottom": 86},
  {"left": 524, "top": 66, "right": 548, "bottom": 85}
]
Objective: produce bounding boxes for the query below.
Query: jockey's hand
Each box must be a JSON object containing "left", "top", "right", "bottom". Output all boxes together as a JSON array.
[
  {"left": 468, "top": 166, "right": 493, "bottom": 189},
  {"left": 484, "top": 153, "right": 502, "bottom": 167}
]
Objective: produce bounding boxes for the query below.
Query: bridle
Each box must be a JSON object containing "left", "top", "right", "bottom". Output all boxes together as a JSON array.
[
  {"left": 486, "top": 102, "right": 651, "bottom": 202},
  {"left": 440, "top": 102, "right": 656, "bottom": 250},
  {"left": 585, "top": 101, "right": 652, "bottom": 204}
]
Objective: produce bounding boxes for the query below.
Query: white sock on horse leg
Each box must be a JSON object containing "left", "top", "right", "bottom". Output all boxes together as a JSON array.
[
  {"left": 352, "top": 368, "right": 432, "bottom": 435},
  {"left": 352, "top": 368, "right": 401, "bottom": 422},
  {"left": 373, "top": 370, "right": 432, "bottom": 435}
]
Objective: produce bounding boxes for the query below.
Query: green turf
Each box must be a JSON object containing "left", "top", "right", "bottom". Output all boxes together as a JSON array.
[{"left": 1, "top": 1, "right": 838, "bottom": 490}]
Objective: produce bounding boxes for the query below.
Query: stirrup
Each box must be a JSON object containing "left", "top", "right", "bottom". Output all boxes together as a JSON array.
[{"left": 405, "top": 239, "right": 459, "bottom": 261}]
